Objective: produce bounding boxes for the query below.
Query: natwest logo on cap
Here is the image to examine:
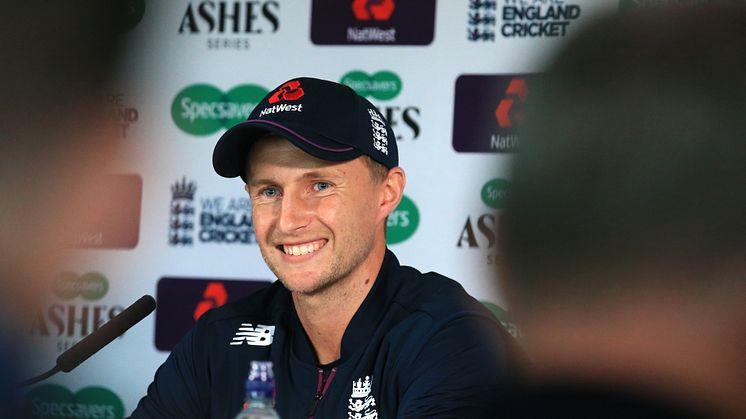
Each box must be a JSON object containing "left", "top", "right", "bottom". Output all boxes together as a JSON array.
[
  {"left": 352, "top": 0, "right": 395, "bottom": 21},
  {"left": 259, "top": 80, "right": 306, "bottom": 117},
  {"left": 268, "top": 80, "right": 305, "bottom": 104}
]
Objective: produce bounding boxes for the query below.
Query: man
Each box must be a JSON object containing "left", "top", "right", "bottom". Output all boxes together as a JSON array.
[
  {"left": 497, "top": 5, "right": 746, "bottom": 418},
  {"left": 1, "top": 2, "right": 123, "bottom": 417},
  {"left": 132, "top": 77, "right": 516, "bottom": 418}
]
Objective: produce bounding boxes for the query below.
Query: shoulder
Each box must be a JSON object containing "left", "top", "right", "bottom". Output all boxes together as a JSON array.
[
  {"left": 390, "top": 263, "right": 492, "bottom": 323},
  {"left": 381, "top": 258, "right": 513, "bottom": 357}
]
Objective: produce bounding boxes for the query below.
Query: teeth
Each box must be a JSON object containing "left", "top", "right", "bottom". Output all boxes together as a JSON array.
[{"left": 283, "top": 241, "right": 323, "bottom": 256}]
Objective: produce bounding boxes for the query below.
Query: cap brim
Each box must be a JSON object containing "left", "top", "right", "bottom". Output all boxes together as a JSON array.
[{"left": 213, "top": 119, "right": 362, "bottom": 181}]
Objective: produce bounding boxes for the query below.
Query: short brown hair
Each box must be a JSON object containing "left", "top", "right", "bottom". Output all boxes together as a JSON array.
[{"left": 362, "top": 155, "right": 390, "bottom": 184}]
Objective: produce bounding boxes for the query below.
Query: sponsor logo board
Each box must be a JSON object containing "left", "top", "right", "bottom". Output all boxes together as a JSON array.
[
  {"left": 457, "top": 178, "right": 510, "bottom": 265},
  {"left": 169, "top": 177, "right": 258, "bottom": 246},
  {"left": 481, "top": 178, "right": 511, "bottom": 210},
  {"left": 341, "top": 70, "right": 420, "bottom": 141},
  {"left": 70, "top": 174, "right": 142, "bottom": 249},
  {"left": 108, "top": 93, "right": 139, "bottom": 139},
  {"left": 178, "top": 1, "right": 281, "bottom": 50},
  {"left": 171, "top": 84, "right": 268, "bottom": 136},
  {"left": 386, "top": 194, "right": 420, "bottom": 245},
  {"left": 30, "top": 273, "right": 125, "bottom": 353},
  {"left": 311, "top": 0, "right": 436, "bottom": 45},
  {"left": 453, "top": 74, "right": 536, "bottom": 153},
  {"left": 467, "top": 0, "right": 498, "bottom": 42},
  {"left": 501, "top": 0, "right": 582, "bottom": 38},
  {"left": 467, "top": 0, "right": 584, "bottom": 41},
  {"left": 155, "top": 277, "right": 270, "bottom": 351},
  {"left": 22, "top": 384, "right": 125, "bottom": 419}
]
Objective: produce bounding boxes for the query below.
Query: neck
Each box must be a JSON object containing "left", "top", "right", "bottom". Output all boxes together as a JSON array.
[{"left": 292, "top": 242, "right": 386, "bottom": 365}]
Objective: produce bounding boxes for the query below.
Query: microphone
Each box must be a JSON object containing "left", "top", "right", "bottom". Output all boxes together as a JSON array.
[{"left": 17, "top": 294, "right": 156, "bottom": 387}]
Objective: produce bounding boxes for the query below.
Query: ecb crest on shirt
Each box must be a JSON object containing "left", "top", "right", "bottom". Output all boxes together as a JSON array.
[{"left": 348, "top": 376, "right": 378, "bottom": 418}]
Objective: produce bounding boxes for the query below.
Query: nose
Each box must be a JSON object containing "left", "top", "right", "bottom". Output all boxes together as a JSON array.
[{"left": 277, "top": 189, "right": 312, "bottom": 233}]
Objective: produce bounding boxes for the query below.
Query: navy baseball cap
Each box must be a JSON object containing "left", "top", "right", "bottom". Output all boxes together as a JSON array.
[{"left": 213, "top": 77, "right": 398, "bottom": 182}]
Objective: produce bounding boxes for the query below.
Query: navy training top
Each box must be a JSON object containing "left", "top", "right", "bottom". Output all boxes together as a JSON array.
[{"left": 131, "top": 250, "right": 516, "bottom": 418}]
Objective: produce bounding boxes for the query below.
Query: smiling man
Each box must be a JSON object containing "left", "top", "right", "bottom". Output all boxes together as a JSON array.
[{"left": 132, "top": 77, "right": 516, "bottom": 419}]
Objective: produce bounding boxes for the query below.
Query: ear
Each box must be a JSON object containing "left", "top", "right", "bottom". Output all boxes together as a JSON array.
[
  {"left": 244, "top": 183, "right": 250, "bottom": 194},
  {"left": 378, "top": 167, "right": 406, "bottom": 221}
]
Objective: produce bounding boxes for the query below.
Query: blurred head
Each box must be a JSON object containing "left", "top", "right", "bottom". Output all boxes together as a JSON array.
[
  {"left": 498, "top": 4, "right": 746, "bottom": 416},
  {"left": 500, "top": 4, "right": 746, "bottom": 312},
  {"left": 0, "top": 1, "right": 124, "bottom": 321}
]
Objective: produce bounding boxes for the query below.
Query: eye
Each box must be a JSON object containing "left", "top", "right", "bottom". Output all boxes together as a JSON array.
[
  {"left": 260, "top": 186, "right": 280, "bottom": 198},
  {"left": 313, "top": 182, "right": 331, "bottom": 192}
]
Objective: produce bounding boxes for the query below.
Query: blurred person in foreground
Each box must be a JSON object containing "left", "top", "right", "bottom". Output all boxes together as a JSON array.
[
  {"left": 497, "top": 4, "right": 746, "bottom": 419},
  {"left": 0, "top": 1, "right": 124, "bottom": 416}
]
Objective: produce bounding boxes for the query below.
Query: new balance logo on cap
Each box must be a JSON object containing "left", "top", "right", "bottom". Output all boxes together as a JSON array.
[{"left": 230, "top": 323, "right": 275, "bottom": 346}]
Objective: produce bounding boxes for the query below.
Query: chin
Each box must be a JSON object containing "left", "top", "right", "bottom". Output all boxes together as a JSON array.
[{"left": 280, "top": 273, "right": 337, "bottom": 296}]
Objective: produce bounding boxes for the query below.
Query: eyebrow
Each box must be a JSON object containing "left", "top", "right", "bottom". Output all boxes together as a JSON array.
[
  {"left": 247, "top": 178, "right": 275, "bottom": 188},
  {"left": 248, "top": 170, "right": 340, "bottom": 188}
]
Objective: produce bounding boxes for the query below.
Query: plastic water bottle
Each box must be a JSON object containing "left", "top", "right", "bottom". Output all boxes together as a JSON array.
[{"left": 234, "top": 361, "right": 281, "bottom": 419}]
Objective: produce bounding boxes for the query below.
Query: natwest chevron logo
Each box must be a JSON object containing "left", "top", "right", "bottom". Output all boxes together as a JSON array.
[
  {"left": 311, "top": 0, "right": 435, "bottom": 45},
  {"left": 268, "top": 80, "right": 305, "bottom": 104},
  {"left": 193, "top": 282, "right": 228, "bottom": 320},
  {"left": 453, "top": 74, "right": 537, "bottom": 153},
  {"left": 495, "top": 78, "right": 528, "bottom": 128},
  {"left": 352, "top": 0, "right": 396, "bottom": 21}
]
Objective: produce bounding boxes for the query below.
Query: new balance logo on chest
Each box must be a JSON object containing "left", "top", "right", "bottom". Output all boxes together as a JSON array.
[{"left": 230, "top": 323, "right": 275, "bottom": 346}]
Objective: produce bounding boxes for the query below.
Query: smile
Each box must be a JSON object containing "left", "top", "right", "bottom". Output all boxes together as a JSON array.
[{"left": 280, "top": 239, "right": 327, "bottom": 256}]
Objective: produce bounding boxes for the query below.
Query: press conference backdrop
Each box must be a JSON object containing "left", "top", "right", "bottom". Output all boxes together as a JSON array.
[{"left": 23, "top": 0, "right": 681, "bottom": 416}]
